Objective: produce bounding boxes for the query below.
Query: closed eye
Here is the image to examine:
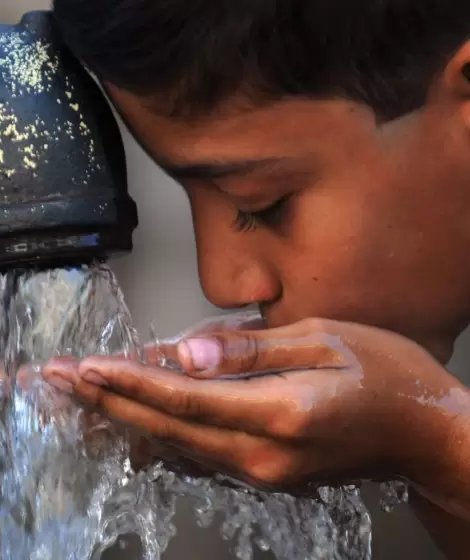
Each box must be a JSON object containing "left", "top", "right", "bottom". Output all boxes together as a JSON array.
[{"left": 233, "top": 197, "right": 289, "bottom": 233}]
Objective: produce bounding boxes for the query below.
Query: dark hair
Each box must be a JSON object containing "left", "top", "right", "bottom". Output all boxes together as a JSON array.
[{"left": 52, "top": 0, "right": 470, "bottom": 120}]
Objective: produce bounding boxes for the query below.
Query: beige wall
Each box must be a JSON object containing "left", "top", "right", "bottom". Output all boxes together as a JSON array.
[{"left": 6, "top": 3, "right": 470, "bottom": 558}]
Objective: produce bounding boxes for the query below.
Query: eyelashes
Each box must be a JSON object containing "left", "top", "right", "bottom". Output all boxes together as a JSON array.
[
  {"left": 233, "top": 210, "right": 257, "bottom": 232},
  {"left": 232, "top": 197, "right": 289, "bottom": 233}
]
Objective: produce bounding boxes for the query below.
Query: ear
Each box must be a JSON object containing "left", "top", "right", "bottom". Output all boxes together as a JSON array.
[{"left": 440, "top": 41, "right": 470, "bottom": 99}]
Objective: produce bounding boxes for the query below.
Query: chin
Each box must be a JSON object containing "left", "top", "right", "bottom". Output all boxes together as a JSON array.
[{"left": 413, "top": 334, "right": 457, "bottom": 366}]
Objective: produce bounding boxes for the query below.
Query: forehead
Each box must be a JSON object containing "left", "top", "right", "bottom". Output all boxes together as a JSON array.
[{"left": 106, "top": 86, "right": 379, "bottom": 164}]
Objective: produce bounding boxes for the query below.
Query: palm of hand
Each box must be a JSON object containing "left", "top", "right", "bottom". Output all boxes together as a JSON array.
[{"left": 43, "top": 316, "right": 461, "bottom": 495}]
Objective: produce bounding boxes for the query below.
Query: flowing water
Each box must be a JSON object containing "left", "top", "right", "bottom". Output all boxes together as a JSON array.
[{"left": 0, "top": 264, "right": 405, "bottom": 560}]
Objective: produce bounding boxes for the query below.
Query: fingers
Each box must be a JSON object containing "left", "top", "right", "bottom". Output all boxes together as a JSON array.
[
  {"left": 44, "top": 375, "right": 311, "bottom": 488},
  {"left": 43, "top": 361, "right": 249, "bottom": 474},
  {"left": 43, "top": 318, "right": 353, "bottom": 439},
  {"left": 176, "top": 320, "right": 349, "bottom": 378},
  {"left": 38, "top": 358, "right": 78, "bottom": 393},
  {"left": 62, "top": 376, "right": 252, "bottom": 464},
  {"left": 44, "top": 356, "right": 325, "bottom": 436}
]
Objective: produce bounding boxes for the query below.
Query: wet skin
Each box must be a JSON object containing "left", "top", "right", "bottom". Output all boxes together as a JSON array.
[{"left": 45, "top": 43, "right": 470, "bottom": 557}]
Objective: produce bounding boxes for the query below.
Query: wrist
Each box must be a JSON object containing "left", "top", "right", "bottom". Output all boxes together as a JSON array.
[{"left": 402, "top": 379, "right": 470, "bottom": 519}]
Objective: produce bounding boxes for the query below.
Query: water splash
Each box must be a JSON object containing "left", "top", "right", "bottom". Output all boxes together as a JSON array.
[
  {"left": 0, "top": 266, "right": 138, "bottom": 559},
  {"left": 0, "top": 264, "right": 405, "bottom": 559}
]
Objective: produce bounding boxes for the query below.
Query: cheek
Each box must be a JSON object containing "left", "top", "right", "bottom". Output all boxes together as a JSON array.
[
  {"left": 275, "top": 181, "right": 470, "bottom": 336},
  {"left": 287, "top": 183, "right": 404, "bottom": 270}
]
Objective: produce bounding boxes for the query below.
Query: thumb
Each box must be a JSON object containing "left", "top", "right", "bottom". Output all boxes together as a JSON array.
[
  {"left": 176, "top": 322, "right": 347, "bottom": 379},
  {"left": 140, "top": 312, "right": 265, "bottom": 368}
]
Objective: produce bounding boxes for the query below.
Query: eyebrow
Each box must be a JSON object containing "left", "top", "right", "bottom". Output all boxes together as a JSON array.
[{"left": 157, "top": 157, "right": 285, "bottom": 181}]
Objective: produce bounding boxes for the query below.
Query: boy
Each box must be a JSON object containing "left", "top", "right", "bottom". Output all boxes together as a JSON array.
[{"left": 46, "top": 1, "right": 470, "bottom": 557}]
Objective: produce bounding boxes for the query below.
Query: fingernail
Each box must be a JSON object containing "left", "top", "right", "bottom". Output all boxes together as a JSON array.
[
  {"left": 46, "top": 374, "right": 74, "bottom": 394},
  {"left": 44, "top": 357, "right": 78, "bottom": 376},
  {"left": 178, "top": 338, "right": 222, "bottom": 372},
  {"left": 83, "top": 370, "right": 109, "bottom": 387}
]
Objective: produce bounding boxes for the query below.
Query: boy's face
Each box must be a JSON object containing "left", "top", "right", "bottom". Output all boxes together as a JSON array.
[{"left": 108, "top": 80, "right": 470, "bottom": 361}]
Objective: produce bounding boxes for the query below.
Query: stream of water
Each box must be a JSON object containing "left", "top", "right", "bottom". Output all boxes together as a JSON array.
[{"left": 0, "top": 264, "right": 404, "bottom": 560}]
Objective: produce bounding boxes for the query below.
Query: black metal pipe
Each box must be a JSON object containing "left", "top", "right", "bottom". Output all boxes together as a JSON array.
[{"left": 0, "top": 11, "right": 138, "bottom": 270}]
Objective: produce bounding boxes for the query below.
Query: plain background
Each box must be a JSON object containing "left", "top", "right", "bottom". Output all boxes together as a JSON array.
[{"left": 4, "top": 2, "right": 470, "bottom": 558}]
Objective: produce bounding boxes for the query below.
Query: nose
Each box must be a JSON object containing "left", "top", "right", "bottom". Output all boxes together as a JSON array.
[{"left": 195, "top": 229, "right": 281, "bottom": 310}]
